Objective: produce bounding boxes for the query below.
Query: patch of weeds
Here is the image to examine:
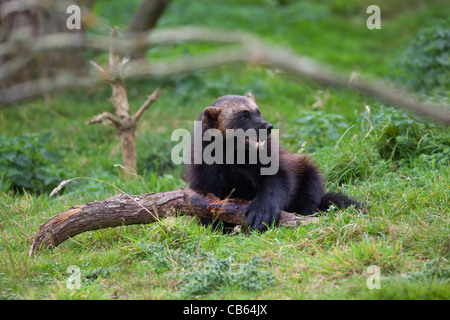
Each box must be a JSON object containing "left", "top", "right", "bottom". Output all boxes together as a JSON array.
[
  {"left": 405, "top": 259, "right": 450, "bottom": 282},
  {"left": 133, "top": 240, "right": 274, "bottom": 297},
  {"left": 0, "top": 132, "right": 70, "bottom": 194},
  {"left": 0, "top": 273, "right": 17, "bottom": 300},
  {"left": 178, "top": 255, "right": 233, "bottom": 297},
  {"left": 286, "top": 110, "right": 349, "bottom": 152},
  {"left": 235, "top": 257, "right": 276, "bottom": 291},
  {"left": 393, "top": 20, "right": 449, "bottom": 98},
  {"left": 0, "top": 287, "right": 17, "bottom": 300},
  {"left": 32, "top": 272, "right": 55, "bottom": 287},
  {"left": 372, "top": 106, "right": 450, "bottom": 167},
  {"left": 83, "top": 266, "right": 123, "bottom": 283},
  {"left": 316, "top": 103, "right": 449, "bottom": 186},
  {"left": 178, "top": 256, "right": 275, "bottom": 297},
  {"left": 134, "top": 241, "right": 203, "bottom": 274}
]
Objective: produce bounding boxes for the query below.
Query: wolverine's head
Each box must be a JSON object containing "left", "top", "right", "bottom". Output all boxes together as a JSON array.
[{"left": 202, "top": 93, "right": 273, "bottom": 149}]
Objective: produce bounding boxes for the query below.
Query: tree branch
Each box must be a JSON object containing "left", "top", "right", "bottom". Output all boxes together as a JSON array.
[
  {"left": 133, "top": 88, "right": 160, "bottom": 122},
  {"left": 1, "top": 27, "right": 448, "bottom": 124},
  {"left": 86, "top": 28, "right": 161, "bottom": 172},
  {"left": 86, "top": 111, "right": 122, "bottom": 128},
  {"left": 29, "top": 188, "right": 317, "bottom": 256}
]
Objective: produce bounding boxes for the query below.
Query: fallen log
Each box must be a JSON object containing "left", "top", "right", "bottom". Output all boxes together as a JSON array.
[{"left": 29, "top": 188, "right": 318, "bottom": 256}]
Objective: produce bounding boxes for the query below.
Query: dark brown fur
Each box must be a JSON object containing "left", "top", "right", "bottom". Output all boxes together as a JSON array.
[{"left": 186, "top": 94, "right": 359, "bottom": 231}]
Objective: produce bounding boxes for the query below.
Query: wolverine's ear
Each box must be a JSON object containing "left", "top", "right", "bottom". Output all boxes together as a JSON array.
[
  {"left": 202, "top": 107, "right": 220, "bottom": 129},
  {"left": 246, "top": 92, "right": 256, "bottom": 103}
]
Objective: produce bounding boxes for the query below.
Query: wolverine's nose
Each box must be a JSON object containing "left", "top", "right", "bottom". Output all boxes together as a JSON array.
[{"left": 264, "top": 123, "right": 273, "bottom": 135}]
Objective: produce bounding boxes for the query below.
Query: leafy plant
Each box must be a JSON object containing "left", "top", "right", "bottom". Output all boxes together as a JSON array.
[
  {"left": 134, "top": 241, "right": 274, "bottom": 297},
  {"left": 0, "top": 132, "right": 69, "bottom": 193},
  {"left": 179, "top": 255, "right": 233, "bottom": 296},
  {"left": 372, "top": 106, "right": 450, "bottom": 166},
  {"left": 394, "top": 20, "right": 449, "bottom": 97},
  {"left": 321, "top": 105, "right": 450, "bottom": 185},
  {"left": 134, "top": 241, "right": 199, "bottom": 274},
  {"left": 83, "top": 266, "right": 123, "bottom": 283},
  {"left": 284, "top": 110, "right": 349, "bottom": 152},
  {"left": 405, "top": 259, "right": 450, "bottom": 282},
  {"left": 179, "top": 256, "right": 275, "bottom": 297}
]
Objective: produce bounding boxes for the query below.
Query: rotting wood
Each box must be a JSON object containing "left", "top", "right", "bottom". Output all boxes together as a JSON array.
[{"left": 29, "top": 188, "right": 317, "bottom": 256}]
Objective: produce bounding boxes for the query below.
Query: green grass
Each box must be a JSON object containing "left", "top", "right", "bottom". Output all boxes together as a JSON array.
[{"left": 1, "top": 0, "right": 449, "bottom": 300}]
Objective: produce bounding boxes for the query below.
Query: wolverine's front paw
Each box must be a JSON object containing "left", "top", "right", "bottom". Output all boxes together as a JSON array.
[{"left": 245, "top": 201, "right": 280, "bottom": 232}]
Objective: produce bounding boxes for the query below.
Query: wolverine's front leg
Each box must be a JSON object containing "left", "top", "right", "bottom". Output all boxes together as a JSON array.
[
  {"left": 244, "top": 171, "right": 292, "bottom": 231},
  {"left": 245, "top": 198, "right": 280, "bottom": 231}
]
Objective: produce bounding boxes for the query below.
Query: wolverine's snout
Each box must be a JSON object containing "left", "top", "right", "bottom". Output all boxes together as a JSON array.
[{"left": 263, "top": 122, "right": 273, "bottom": 135}]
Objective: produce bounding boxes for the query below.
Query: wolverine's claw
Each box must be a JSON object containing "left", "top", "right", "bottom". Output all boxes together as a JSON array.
[{"left": 245, "top": 202, "right": 278, "bottom": 232}]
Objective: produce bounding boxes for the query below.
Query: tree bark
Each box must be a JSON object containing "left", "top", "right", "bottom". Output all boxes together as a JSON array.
[
  {"left": 128, "top": 0, "right": 171, "bottom": 33},
  {"left": 0, "top": 0, "right": 87, "bottom": 90},
  {"left": 87, "top": 28, "right": 160, "bottom": 173},
  {"left": 119, "top": 128, "right": 137, "bottom": 171},
  {"left": 29, "top": 188, "right": 317, "bottom": 256},
  {"left": 126, "top": 0, "right": 171, "bottom": 59}
]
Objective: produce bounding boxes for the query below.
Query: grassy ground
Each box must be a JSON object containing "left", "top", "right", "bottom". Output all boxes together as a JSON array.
[{"left": 1, "top": 0, "right": 449, "bottom": 299}]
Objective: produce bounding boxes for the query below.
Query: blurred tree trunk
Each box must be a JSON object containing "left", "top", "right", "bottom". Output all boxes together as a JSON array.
[
  {"left": 0, "top": 0, "right": 94, "bottom": 89},
  {"left": 126, "top": 0, "right": 171, "bottom": 60}
]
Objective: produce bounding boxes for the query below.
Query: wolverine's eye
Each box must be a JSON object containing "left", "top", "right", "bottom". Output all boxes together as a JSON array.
[{"left": 240, "top": 111, "right": 250, "bottom": 121}]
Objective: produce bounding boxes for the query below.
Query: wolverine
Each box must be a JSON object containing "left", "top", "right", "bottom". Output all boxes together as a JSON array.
[{"left": 186, "top": 93, "right": 360, "bottom": 231}]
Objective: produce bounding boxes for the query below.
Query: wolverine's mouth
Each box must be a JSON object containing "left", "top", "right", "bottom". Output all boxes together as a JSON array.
[{"left": 245, "top": 137, "right": 266, "bottom": 150}]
